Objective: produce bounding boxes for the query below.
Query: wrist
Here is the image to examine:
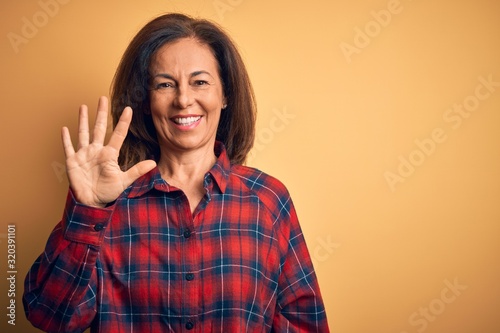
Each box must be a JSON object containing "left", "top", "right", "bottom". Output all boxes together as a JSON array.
[{"left": 69, "top": 188, "right": 107, "bottom": 208}]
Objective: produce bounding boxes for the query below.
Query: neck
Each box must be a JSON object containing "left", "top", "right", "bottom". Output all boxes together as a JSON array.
[{"left": 157, "top": 144, "right": 217, "bottom": 187}]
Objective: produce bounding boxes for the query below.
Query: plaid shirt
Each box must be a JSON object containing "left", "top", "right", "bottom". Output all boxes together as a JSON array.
[{"left": 24, "top": 142, "right": 329, "bottom": 332}]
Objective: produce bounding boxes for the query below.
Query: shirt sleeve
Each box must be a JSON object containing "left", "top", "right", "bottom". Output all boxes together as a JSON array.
[
  {"left": 272, "top": 194, "right": 330, "bottom": 332},
  {"left": 23, "top": 190, "right": 113, "bottom": 333}
]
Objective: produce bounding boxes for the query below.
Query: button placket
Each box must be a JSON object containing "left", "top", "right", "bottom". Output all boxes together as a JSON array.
[{"left": 177, "top": 195, "right": 200, "bottom": 325}]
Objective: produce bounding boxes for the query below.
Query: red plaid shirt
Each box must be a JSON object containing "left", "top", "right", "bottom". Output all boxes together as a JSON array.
[{"left": 24, "top": 142, "right": 329, "bottom": 332}]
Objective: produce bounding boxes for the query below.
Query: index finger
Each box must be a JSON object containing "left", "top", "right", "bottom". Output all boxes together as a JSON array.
[{"left": 107, "top": 106, "right": 132, "bottom": 151}]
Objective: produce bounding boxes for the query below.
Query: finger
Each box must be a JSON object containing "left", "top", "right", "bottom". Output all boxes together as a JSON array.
[
  {"left": 107, "top": 106, "right": 132, "bottom": 151},
  {"left": 92, "top": 96, "right": 109, "bottom": 144},
  {"left": 78, "top": 104, "right": 90, "bottom": 149},
  {"left": 61, "top": 126, "right": 75, "bottom": 158},
  {"left": 122, "top": 160, "right": 157, "bottom": 187}
]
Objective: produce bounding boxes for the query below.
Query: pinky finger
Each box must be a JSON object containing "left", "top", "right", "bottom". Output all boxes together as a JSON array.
[{"left": 61, "top": 127, "right": 75, "bottom": 158}]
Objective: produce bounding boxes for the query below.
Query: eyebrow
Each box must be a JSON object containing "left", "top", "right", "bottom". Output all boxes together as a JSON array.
[{"left": 152, "top": 70, "right": 214, "bottom": 80}]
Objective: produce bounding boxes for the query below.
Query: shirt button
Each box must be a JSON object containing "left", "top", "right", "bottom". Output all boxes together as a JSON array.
[
  {"left": 185, "top": 321, "right": 194, "bottom": 330},
  {"left": 183, "top": 229, "right": 192, "bottom": 239},
  {"left": 94, "top": 223, "right": 105, "bottom": 231},
  {"left": 185, "top": 273, "right": 194, "bottom": 281}
]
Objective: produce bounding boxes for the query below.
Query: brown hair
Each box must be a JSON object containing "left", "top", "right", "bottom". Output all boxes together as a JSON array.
[{"left": 110, "top": 13, "right": 256, "bottom": 170}]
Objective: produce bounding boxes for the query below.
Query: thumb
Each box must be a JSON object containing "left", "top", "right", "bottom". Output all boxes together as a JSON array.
[{"left": 123, "top": 160, "right": 157, "bottom": 187}]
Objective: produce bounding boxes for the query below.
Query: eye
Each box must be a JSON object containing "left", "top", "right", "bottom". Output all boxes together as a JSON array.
[
  {"left": 155, "top": 82, "right": 175, "bottom": 90},
  {"left": 194, "top": 80, "right": 209, "bottom": 86}
]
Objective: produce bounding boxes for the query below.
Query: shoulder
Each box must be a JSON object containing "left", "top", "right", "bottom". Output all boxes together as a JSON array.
[{"left": 229, "top": 164, "right": 292, "bottom": 213}]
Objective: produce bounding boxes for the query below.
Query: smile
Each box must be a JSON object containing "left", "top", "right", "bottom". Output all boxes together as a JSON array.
[{"left": 172, "top": 116, "right": 202, "bottom": 126}]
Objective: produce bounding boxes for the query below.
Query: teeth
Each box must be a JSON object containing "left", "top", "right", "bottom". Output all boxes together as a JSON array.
[{"left": 174, "top": 116, "right": 201, "bottom": 126}]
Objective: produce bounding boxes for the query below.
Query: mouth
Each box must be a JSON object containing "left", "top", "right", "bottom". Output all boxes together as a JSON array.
[{"left": 171, "top": 115, "right": 202, "bottom": 127}]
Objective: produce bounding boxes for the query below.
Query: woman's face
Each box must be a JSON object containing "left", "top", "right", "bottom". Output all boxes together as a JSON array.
[{"left": 148, "top": 37, "right": 226, "bottom": 157}]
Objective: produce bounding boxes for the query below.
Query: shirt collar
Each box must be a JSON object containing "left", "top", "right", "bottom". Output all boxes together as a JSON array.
[{"left": 126, "top": 141, "right": 230, "bottom": 198}]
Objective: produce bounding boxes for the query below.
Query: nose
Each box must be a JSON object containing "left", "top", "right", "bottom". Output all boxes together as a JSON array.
[{"left": 174, "top": 82, "right": 194, "bottom": 109}]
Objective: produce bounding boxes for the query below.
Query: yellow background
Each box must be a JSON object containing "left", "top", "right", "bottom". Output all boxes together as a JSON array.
[{"left": 1, "top": 0, "right": 499, "bottom": 332}]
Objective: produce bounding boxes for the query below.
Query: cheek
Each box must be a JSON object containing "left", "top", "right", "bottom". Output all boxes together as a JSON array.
[
  {"left": 148, "top": 93, "right": 162, "bottom": 111},
  {"left": 207, "top": 110, "right": 222, "bottom": 130},
  {"left": 149, "top": 94, "right": 174, "bottom": 120},
  {"left": 148, "top": 96, "right": 168, "bottom": 126},
  {"left": 202, "top": 91, "right": 224, "bottom": 111}
]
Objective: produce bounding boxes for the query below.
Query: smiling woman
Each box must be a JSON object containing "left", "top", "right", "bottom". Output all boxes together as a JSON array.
[
  {"left": 149, "top": 39, "right": 225, "bottom": 161},
  {"left": 148, "top": 38, "right": 228, "bottom": 213},
  {"left": 22, "top": 13, "right": 329, "bottom": 333},
  {"left": 111, "top": 13, "right": 256, "bottom": 171}
]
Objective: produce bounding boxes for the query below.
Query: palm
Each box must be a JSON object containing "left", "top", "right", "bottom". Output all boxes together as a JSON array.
[{"left": 62, "top": 96, "right": 156, "bottom": 207}]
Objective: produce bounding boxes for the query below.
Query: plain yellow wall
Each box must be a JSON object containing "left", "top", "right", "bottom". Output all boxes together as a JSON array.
[{"left": 1, "top": 0, "right": 499, "bottom": 332}]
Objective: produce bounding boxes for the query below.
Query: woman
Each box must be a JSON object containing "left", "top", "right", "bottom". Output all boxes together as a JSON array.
[{"left": 23, "top": 13, "right": 329, "bottom": 332}]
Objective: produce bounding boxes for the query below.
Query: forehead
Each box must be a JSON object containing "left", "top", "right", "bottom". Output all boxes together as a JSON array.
[{"left": 150, "top": 37, "right": 219, "bottom": 73}]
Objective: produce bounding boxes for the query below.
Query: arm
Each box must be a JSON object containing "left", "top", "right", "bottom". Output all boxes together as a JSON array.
[
  {"left": 23, "top": 191, "right": 113, "bottom": 333},
  {"left": 23, "top": 96, "right": 155, "bottom": 332},
  {"left": 272, "top": 196, "right": 330, "bottom": 332}
]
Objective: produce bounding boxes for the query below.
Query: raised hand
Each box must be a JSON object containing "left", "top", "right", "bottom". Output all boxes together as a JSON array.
[{"left": 61, "top": 96, "right": 157, "bottom": 207}]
